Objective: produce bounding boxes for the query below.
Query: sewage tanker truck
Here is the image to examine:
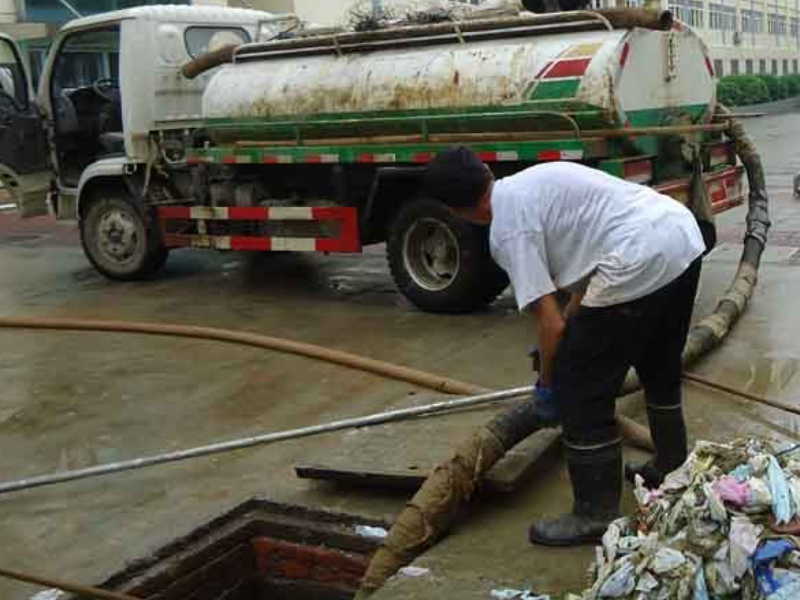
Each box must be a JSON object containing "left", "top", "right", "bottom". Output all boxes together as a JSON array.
[{"left": 7, "top": 7, "right": 743, "bottom": 312}]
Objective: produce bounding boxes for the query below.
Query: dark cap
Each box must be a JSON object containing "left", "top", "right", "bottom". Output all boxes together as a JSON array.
[{"left": 423, "top": 146, "right": 490, "bottom": 208}]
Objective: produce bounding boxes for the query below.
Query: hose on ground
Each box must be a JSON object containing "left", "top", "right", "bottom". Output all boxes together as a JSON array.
[
  {"left": 0, "top": 316, "right": 652, "bottom": 450},
  {"left": 356, "top": 107, "right": 771, "bottom": 597}
]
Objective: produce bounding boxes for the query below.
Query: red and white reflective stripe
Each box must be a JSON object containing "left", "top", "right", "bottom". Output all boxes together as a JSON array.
[
  {"left": 356, "top": 153, "right": 397, "bottom": 163},
  {"left": 623, "top": 159, "right": 653, "bottom": 184},
  {"left": 477, "top": 151, "right": 519, "bottom": 162},
  {"left": 262, "top": 155, "right": 294, "bottom": 164},
  {"left": 306, "top": 154, "right": 339, "bottom": 164},
  {"left": 221, "top": 155, "right": 254, "bottom": 165},
  {"left": 655, "top": 166, "right": 745, "bottom": 214},
  {"left": 537, "top": 149, "right": 583, "bottom": 161},
  {"left": 187, "top": 155, "right": 215, "bottom": 165},
  {"left": 163, "top": 235, "right": 330, "bottom": 252},
  {"left": 158, "top": 206, "right": 361, "bottom": 253}
]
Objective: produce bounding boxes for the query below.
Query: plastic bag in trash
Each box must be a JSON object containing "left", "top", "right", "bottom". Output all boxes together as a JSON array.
[
  {"left": 714, "top": 475, "right": 751, "bottom": 507},
  {"left": 753, "top": 539, "right": 797, "bottom": 595},
  {"left": 768, "top": 456, "right": 795, "bottom": 525}
]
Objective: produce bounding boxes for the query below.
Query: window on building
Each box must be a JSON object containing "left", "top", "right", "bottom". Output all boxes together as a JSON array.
[
  {"left": 794, "top": 59, "right": 798, "bottom": 74},
  {"left": 742, "top": 9, "right": 764, "bottom": 33},
  {"left": 768, "top": 13, "right": 787, "bottom": 35},
  {"left": 760, "top": 59, "right": 767, "bottom": 73},
  {"left": 745, "top": 59, "right": 753, "bottom": 74},
  {"left": 772, "top": 59, "right": 778, "bottom": 74},
  {"left": 668, "top": 0, "right": 704, "bottom": 27},
  {"left": 792, "top": 17, "right": 800, "bottom": 37},
  {"left": 784, "top": 59, "right": 790, "bottom": 74},
  {"left": 731, "top": 59, "right": 739, "bottom": 75},
  {"left": 709, "top": 3, "right": 736, "bottom": 30},
  {"left": 24, "top": 0, "right": 190, "bottom": 23},
  {"left": 714, "top": 59, "right": 724, "bottom": 77}
]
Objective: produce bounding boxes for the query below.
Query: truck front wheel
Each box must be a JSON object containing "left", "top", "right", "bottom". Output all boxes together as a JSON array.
[
  {"left": 387, "top": 198, "right": 508, "bottom": 313},
  {"left": 80, "top": 191, "right": 168, "bottom": 280}
]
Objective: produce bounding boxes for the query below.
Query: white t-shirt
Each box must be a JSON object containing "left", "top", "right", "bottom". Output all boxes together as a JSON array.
[{"left": 489, "top": 162, "right": 705, "bottom": 311}]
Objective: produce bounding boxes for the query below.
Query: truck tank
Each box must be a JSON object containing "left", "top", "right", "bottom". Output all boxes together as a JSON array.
[{"left": 201, "top": 13, "right": 716, "bottom": 142}]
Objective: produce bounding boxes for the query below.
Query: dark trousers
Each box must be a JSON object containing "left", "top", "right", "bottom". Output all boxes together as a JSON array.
[{"left": 554, "top": 259, "right": 702, "bottom": 447}]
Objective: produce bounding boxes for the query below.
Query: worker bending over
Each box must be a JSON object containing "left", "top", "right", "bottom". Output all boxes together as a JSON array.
[{"left": 424, "top": 147, "right": 705, "bottom": 546}]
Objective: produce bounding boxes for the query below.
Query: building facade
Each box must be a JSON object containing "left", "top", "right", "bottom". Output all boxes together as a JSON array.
[{"left": 666, "top": 0, "right": 800, "bottom": 77}]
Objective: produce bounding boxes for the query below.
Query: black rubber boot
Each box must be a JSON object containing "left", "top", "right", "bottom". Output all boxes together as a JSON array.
[
  {"left": 625, "top": 403, "right": 687, "bottom": 489},
  {"left": 528, "top": 440, "right": 622, "bottom": 546}
]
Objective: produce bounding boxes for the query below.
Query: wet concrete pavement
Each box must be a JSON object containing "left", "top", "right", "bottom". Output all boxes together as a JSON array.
[{"left": 1, "top": 112, "right": 800, "bottom": 599}]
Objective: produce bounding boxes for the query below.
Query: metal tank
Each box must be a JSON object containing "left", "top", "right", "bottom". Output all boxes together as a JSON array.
[{"left": 201, "top": 14, "right": 717, "bottom": 137}]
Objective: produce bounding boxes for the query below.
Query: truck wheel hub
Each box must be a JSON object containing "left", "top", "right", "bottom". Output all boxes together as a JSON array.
[
  {"left": 402, "top": 218, "right": 460, "bottom": 292},
  {"left": 98, "top": 210, "right": 138, "bottom": 262}
]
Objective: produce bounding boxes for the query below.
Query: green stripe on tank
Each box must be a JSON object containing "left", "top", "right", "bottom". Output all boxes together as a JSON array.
[
  {"left": 529, "top": 79, "right": 581, "bottom": 101},
  {"left": 624, "top": 104, "right": 710, "bottom": 127}
]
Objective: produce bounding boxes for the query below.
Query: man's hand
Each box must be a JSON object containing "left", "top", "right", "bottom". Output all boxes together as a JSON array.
[
  {"left": 532, "top": 382, "right": 560, "bottom": 425},
  {"left": 531, "top": 293, "right": 566, "bottom": 387}
]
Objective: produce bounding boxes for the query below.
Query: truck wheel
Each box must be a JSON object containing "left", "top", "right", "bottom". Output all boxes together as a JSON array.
[
  {"left": 80, "top": 191, "right": 168, "bottom": 280},
  {"left": 387, "top": 198, "right": 508, "bottom": 313}
]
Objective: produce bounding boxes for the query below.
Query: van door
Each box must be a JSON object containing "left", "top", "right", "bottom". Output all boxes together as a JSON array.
[{"left": 0, "top": 35, "right": 51, "bottom": 217}]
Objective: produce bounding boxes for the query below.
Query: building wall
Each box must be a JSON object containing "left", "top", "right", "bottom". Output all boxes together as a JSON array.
[
  {"left": 666, "top": 0, "right": 800, "bottom": 76},
  {"left": 235, "top": 0, "right": 351, "bottom": 25}
]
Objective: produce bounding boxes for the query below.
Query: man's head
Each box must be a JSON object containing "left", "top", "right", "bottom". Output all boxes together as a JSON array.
[{"left": 424, "top": 146, "right": 494, "bottom": 225}]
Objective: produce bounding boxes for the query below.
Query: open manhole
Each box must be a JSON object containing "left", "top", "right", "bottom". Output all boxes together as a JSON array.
[{"left": 67, "top": 500, "right": 388, "bottom": 600}]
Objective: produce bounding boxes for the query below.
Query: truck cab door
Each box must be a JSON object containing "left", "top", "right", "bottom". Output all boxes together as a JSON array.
[{"left": 0, "top": 35, "right": 51, "bottom": 217}]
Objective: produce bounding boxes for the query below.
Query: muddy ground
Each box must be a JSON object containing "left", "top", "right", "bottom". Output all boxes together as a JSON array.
[{"left": 1, "top": 112, "right": 799, "bottom": 599}]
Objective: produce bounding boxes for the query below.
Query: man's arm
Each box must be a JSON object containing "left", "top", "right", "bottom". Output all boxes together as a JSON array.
[
  {"left": 531, "top": 293, "right": 566, "bottom": 386},
  {"left": 564, "top": 290, "right": 585, "bottom": 320}
]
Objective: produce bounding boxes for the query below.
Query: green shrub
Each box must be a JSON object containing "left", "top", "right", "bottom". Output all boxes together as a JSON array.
[
  {"left": 717, "top": 78, "right": 744, "bottom": 106},
  {"left": 716, "top": 73, "right": 800, "bottom": 106},
  {"left": 717, "top": 75, "right": 769, "bottom": 105},
  {"left": 757, "top": 74, "right": 789, "bottom": 100},
  {"left": 785, "top": 74, "right": 800, "bottom": 96}
]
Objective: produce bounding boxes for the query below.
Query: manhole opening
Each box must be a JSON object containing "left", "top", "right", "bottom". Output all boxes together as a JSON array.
[{"left": 71, "top": 499, "right": 388, "bottom": 600}]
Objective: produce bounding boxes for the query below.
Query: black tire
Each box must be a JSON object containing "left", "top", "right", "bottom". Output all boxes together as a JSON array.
[
  {"left": 387, "top": 198, "right": 509, "bottom": 313},
  {"left": 80, "top": 189, "right": 168, "bottom": 281}
]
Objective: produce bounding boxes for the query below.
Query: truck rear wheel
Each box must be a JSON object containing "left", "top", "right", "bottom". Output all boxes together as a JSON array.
[
  {"left": 387, "top": 198, "right": 508, "bottom": 313},
  {"left": 80, "top": 190, "right": 168, "bottom": 280}
]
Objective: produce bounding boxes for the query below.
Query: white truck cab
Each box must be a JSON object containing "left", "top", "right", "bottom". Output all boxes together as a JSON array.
[{"left": 7, "top": 5, "right": 271, "bottom": 221}]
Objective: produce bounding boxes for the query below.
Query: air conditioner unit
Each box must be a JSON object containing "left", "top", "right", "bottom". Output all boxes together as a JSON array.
[{"left": 733, "top": 31, "right": 742, "bottom": 45}]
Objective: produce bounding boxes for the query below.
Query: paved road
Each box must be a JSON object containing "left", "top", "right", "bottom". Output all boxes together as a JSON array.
[{"left": 0, "top": 112, "right": 799, "bottom": 599}]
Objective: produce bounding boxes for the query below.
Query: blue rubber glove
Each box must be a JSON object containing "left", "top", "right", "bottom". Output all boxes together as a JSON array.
[{"left": 533, "top": 383, "right": 560, "bottom": 425}]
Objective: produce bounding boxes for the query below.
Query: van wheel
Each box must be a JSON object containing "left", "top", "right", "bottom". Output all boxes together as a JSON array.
[
  {"left": 387, "top": 198, "right": 508, "bottom": 313},
  {"left": 80, "top": 190, "right": 168, "bottom": 280}
]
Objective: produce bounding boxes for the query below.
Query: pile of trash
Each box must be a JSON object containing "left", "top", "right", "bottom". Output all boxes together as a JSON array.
[
  {"left": 344, "top": 0, "right": 523, "bottom": 32},
  {"left": 569, "top": 438, "right": 800, "bottom": 599}
]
